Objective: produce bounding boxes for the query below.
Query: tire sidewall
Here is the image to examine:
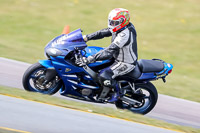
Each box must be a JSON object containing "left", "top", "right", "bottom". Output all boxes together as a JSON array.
[
  {"left": 115, "top": 82, "right": 158, "bottom": 114},
  {"left": 22, "top": 62, "right": 62, "bottom": 95}
]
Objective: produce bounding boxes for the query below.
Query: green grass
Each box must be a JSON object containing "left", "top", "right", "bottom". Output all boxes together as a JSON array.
[
  {"left": 0, "top": 0, "right": 200, "bottom": 102},
  {"left": 0, "top": 85, "right": 200, "bottom": 133}
]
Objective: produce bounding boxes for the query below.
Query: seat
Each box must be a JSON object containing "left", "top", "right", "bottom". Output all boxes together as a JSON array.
[
  {"left": 116, "top": 59, "right": 164, "bottom": 81},
  {"left": 138, "top": 59, "right": 164, "bottom": 73},
  {"left": 116, "top": 63, "right": 142, "bottom": 81}
]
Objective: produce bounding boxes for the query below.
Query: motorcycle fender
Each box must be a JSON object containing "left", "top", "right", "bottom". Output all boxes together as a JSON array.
[
  {"left": 39, "top": 60, "right": 54, "bottom": 68},
  {"left": 39, "top": 60, "right": 57, "bottom": 82}
]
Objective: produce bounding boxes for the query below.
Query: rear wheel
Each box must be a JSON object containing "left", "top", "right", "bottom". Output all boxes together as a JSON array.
[
  {"left": 22, "top": 63, "right": 62, "bottom": 95},
  {"left": 115, "top": 82, "right": 158, "bottom": 114}
]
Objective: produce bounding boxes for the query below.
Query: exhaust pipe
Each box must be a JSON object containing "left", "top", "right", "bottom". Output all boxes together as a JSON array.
[{"left": 120, "top": 96, "right": 142, "bottom": 105}]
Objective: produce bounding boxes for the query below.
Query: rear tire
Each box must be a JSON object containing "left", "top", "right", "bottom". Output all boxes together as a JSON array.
[
  {"left": 115, "top": 82, "right": 158, "bottom": 114},
  {"left": 22, "top": 62, "right": 62, "bottom": 95}
]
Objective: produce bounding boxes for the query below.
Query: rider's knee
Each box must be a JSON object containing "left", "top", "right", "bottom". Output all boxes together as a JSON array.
[{"left": 99, "top": 69, "right": 116, "bottom": 88}]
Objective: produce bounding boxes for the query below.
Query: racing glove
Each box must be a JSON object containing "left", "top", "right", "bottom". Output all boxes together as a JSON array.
[
  {"left": 75, "top": 56, "right": 95, "bottom": 66},
  {"left": 83, "top": 35, "right": 88, "bottom": 42}
]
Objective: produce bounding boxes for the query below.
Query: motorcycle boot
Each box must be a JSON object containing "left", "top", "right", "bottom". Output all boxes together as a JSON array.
[{"left": 108, "top": 82, "right": 123, "bottom": 102}]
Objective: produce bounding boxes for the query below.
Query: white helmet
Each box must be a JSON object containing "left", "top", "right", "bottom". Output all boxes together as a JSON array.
[{"left": 108, "top": 8, "right": 130, "bottom": 33}]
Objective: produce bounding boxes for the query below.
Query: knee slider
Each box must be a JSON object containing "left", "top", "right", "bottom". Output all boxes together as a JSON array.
[{"left": 99, "top": 70, "right": 115, "bottom": 88}]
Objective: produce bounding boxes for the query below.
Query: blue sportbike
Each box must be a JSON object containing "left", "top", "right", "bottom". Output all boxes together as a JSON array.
[{"left": 22, "top": 29, "right": 173, "bottom": 114}]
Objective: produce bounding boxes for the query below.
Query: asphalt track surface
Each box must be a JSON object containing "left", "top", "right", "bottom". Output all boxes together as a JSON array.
[
  {"left": 0, "top": 94, "right": 181, "bottom": 133},
  {"left": 0, "top": 57, "right": 200, "bottom": 130}
]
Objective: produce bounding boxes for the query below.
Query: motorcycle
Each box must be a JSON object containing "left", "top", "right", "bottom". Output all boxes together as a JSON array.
[{"left": 22, "top": 29, "right": 173, "bottom": 114}]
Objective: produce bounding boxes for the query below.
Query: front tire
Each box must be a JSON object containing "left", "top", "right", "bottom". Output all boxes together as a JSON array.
[
  {"left": 115, "top": 82, "right": 158, "bottom": 114},
  {"left": 22, "top": 62, "right": 62, "bottom": 95}
]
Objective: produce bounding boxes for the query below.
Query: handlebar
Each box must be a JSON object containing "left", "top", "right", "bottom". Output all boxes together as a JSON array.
[
  {"left": 74, "top": 47, "right": 86, "bottom": 67},
  {"left": 74, "top": 48, "right": 83, "bottom": 59},
  {"left": 74, "top": 47, "right": 98, "bottom": 81}
]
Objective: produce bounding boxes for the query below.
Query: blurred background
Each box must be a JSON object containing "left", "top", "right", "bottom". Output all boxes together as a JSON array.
[{"left": 0, "top": 0, "right": 199, "bottom": 102}]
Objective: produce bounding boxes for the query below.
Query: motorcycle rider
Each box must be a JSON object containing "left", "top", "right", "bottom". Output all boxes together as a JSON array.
[{"left": 77, "top": 8, "right": 138, "bottom": 102}]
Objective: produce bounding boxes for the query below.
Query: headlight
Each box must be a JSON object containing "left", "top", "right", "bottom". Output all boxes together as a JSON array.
[
  {"left": 46, "top": 48, "right": 62, "bottom": 57},
  {"left": 44, "top": 51, "right": 50, "bottom": 59}
]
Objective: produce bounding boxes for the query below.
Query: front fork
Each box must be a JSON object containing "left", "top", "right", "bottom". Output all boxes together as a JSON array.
[{"left": 39, "top": 60, "right": 58, "bottom": 84}]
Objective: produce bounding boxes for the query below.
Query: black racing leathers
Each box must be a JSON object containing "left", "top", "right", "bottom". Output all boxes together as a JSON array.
[{"left": 86, "top": 23, "right": 138, "bottom": 65}]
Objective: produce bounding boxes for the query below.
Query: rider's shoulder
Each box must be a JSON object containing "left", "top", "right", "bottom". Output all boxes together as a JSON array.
[{"left": 118, "top": 28, "right": 129, "bottom": 38}]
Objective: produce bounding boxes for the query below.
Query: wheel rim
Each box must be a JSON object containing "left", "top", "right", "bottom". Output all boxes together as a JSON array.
[
  {"left": 27, "top": 68, "right": 60, "bottom": 94},
  {"left": 121, "top": 87, "right": 154, "bottom": 113}
]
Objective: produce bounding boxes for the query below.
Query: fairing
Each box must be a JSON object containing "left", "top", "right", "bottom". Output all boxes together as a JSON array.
[
  {"left": 45, "top": 29, "right": 87, "bottom": 56},
  {"left": 45, "top": 29, "right": 112, "bottom": 67}
]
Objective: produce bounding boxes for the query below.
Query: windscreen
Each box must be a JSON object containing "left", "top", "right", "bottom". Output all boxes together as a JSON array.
[{"left": 46, "top": 29, "right": 87, "bottom": 51}]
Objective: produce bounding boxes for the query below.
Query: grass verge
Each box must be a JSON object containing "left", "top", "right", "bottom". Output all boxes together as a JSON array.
[
  {"left": 0, "top": 129, "right": 20, "bottom": 133},
  {"left": 0, "top": 127, "right": 29, "bottom": 133},
  {"left": 0, "top": 85, "right": 199, "bottom": 133}
]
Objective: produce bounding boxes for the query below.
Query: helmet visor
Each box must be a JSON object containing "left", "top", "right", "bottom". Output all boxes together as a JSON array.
[{"left": 109, "top": 20, "right": 120, "bottom": 26}]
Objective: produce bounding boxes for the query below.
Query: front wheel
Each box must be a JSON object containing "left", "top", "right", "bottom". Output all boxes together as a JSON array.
[
  {"left": 22, "top": 62, "right": 62, "bottom": 95},
  {"left": 115, "top": 82, "right": 158, "bottom": 114}
]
